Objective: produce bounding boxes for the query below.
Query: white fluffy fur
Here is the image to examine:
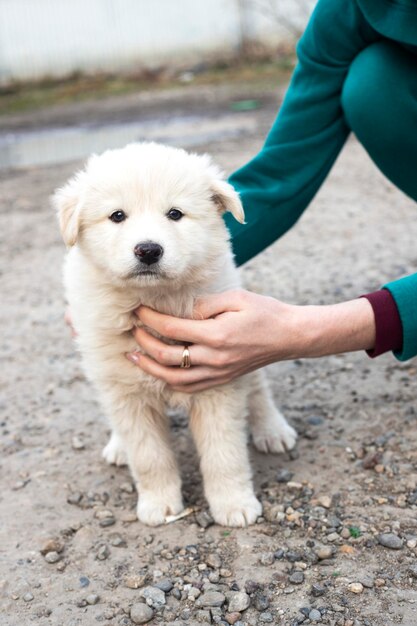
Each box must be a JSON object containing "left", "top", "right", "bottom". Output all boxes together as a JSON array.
[{"left": 54, "top": 142, "right": 297, "bottom": 527}]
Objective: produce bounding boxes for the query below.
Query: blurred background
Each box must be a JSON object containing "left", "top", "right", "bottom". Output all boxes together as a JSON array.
[{"left": 0, "top": 0, "right": 315, "bottom": 170}]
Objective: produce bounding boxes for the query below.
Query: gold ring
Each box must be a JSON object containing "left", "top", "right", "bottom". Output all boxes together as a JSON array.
[{"left": 180, "top": 346, "right": 191, "bottom": 368}]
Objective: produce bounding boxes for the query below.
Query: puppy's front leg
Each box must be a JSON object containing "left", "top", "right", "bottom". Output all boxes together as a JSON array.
[
  {"left": 107, "top": 394, "right": 183, "bottom": 526},
  {"left": 190, "top": 388, "right": 262, "bottom": 527}
]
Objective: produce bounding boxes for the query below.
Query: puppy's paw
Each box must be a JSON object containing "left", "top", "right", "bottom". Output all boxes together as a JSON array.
[
  {"left": 137, "top": 492, "right": 184, "bottom": 527},
  {"left": 252, "top": 413, "right": 297, "bottom": 454},
  {"left": 209, "top": 493, "right": 262, "bottom": 527},
  {"left": 102, "top": 433, "right": 128, "bottom": 466}
]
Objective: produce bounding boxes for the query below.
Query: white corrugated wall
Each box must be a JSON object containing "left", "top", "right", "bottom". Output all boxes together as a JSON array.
[{"left": 0, "top": 0, "right": 315, "bottom": 84}]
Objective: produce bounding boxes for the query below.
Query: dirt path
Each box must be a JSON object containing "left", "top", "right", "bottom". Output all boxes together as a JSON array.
[{"left": 1, "top": 87, "right": 417, "bottom": 626}]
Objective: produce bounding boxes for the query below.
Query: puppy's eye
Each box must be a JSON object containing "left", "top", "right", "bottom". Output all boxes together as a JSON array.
[
  {"left": 167, "top": 208, "right": 183, "bottom": 221},
  {"left": 109, "top": 210, "right": 126, "bottom": 223}
]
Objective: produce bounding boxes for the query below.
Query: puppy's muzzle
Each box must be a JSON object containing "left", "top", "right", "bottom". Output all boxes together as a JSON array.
[{"left": 134, "top": 242, "right": 164, "bottom": 266}]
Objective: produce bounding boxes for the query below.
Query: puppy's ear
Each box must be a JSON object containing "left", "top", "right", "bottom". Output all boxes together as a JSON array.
[
  {"left": 52, "top": 172, "right": 85, "bottom": 247},
  {"left": 211, "top": 179, "right": 245, "bottom": 224}
]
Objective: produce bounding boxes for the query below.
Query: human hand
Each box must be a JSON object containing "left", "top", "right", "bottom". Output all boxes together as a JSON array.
[
  {"left": 126, "top": 289, "right": 306, "bottom": 393},
  {"left": 126, "top": 289, "right": 376, "bottom": 393}
]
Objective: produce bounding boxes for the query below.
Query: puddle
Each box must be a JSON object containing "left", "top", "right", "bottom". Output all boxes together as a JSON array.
[{"left": 0, "top": 112, "right": 256, "bottom": 170}]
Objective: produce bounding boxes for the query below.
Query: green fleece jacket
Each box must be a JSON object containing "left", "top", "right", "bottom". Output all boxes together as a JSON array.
[{"left": 226, "top": 0, "right": 417, "bottom": 361}]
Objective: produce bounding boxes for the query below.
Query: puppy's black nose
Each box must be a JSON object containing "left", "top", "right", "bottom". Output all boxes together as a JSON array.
[{"left": 134, "top": 242, "right": 164, "bottom": 265}]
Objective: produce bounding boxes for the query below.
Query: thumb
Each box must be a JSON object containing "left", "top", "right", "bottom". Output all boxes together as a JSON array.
[{"left": 193, "top": 290, "right": 246, "bottom": 320}]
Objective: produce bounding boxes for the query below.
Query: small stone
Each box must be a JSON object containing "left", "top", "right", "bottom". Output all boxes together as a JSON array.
[
  {"left": 244, "top": 580, "right": 260, "bottom": 594},
  {"left": 125, "top": 574, "right": 147, "bottom": 589},
  {"left": 40, "top": 539, "right": 64, "bottom": 555},
  {"left": 317, "top": 495, "right": 332, "bottom": 509},
  {"left": 375, "top": 578, "right": 386, "bottom": 587},
  {"left": 289, "top": 571, "right": 304, "bottom": 585},
  {"left": 188, "top": 587, "right": 201, "bottom": 600},
  {"left": 86, "top": 594, "right": 99, "bottom": 605},
  {"left": 95, "top": 509, "right": 114, "bottom": 520},
  {"left": 72, "top": 436, "right": 85, "bottom": 450},
  {"left": 200, "top": 591, "right": 226, "bottom": 607},
  {"left": 307, "top": 415, "right": 324, "bottom": 425},
  {"left": 44, "top": 551, "right": 61, "bottom": 563},
  {"left": 254, "top": 593, "right": 269, "bottom": 611},
  {"left": 67, "top": 491, "right": 83, "bottom": 505},
  {"left": 276, "top": 469, "right": 294, "bottom": 483},
  {"left": 377, "top": 533, "right": 403, "bottom": 550},
  {"left": 315, "top": 546, "right": 334, "bottom": 560},
  {"left": 23, "top": 592, "right": 34, "bottom": 602},
  {"left": 195, "top": 511, "right": 214, "bottom": 528},
  {"left": 408, "top": 564, "right": 417, "bottom": 579},
  {"left": 120, "top": 481, "right": 135, "bottom": 493},
  {"left": 348, "top": 582, "right": 364, "bottom": 594},
  {"left": 208, "top": 571, "right": 220, "bottom": 583},
  {"left": 99, "top": 517, "right": 116, "bottom": 527},
  {"left": 155, "top": 578, "right": 173, "bottom": 593},
  {"left": 259, "top": 611, "right": 273, "bottom": 623},
  {"left": 309, "top": 608, "right": 322, "bottom": 622},
  {"left": 228, "top": 591, "right": 250, "bottom": 612},
  {"left": 220, "top": 568, "right": 232, "bottom": 577},
  {"left": 225, "top": 613, "right": 241, "bottom": 625},
  {"left": 96, "top": 545, "right": 110, "bottom": 560},
  {"left": 110, "top": 534, "right": 126, "bottom": 547},
  {"left": 310, "top": 583, "right": 326, "bottom": 597},
  {"left": 206, "top": 553, "right": 222, "bottom": 569},
  {"left": 130, "top": 603, "right": 154, "bottom": 624},
  {"left": 140, "top": 586, "right": 166, "bottom": 608},
  {"left": 196, "top": 610, "right": 211, "bottom": 623},
  {"left": 79, "top": 576, "right": 90, "bottom": 588},
  {"left": 259, "top": 552, "right": 275, "bottom": 566},
  {"left": 359, "top": 575, "right": 374, "bottom": 588}
]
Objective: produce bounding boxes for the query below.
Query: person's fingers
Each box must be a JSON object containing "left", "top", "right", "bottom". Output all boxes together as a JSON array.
[
  {"left": 193, "top": 290, "right": 246, "bottom": 320},
  {"left": 135, "top": 307, "right": 220, "bottom": 346},
  {"left": 129, "top": 352, "right": 219, "bottom": 386},
  {"left": 132, "top": 327, "right": 216, "bottom": 367}
]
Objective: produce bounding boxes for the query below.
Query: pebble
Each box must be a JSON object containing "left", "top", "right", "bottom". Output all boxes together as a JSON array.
[
  {"left": 309, "top": 608, "right": 322, "bottom": 622},
  {"left": 276, "top": 469, "right": 294, "bottom": 483},
  {"left": 188, "top": 587, "right": 201, "bottom": 600},
  {"left": 310, "top": 583, "right": 326, "bottom": 597},
  {"left": 409, "top": 564, "right": 417, "bottom": 579},
  {"left": 378, "top": 533, "right": 403, "bottom": 550},
  {"left": 254, "top": 593, "right": 269, "bottom": 611},
  {"left": 289, "top": 571, "right": 304, "bottom": 585},
  {"left": 23, "top": 592, "right": 34, "bottom": 602},
  {"left": 259, "top": 552, "right": 275, "bottom": 566},
  {"left": 307, "top": 415, "right": 324, "bottom": 425},
  {"left": 196, "top": 610, "right": 211, "bottom": 623},
  {"left": 348, "top": 582, "right": 364, "bottom": 594},
  {"left": 155, "top": 578, "right": 173, "bottom": 593},
  {"left": 206, "top": 553, "right": 222, "bottom": 569},
  {"left": 228, "top": 591, "right": 250, "bottom": 612},
  {"left": 79, "top": 576, "right": 90, "bottom": 588},
  {"left": 96, "top": 545, "right": 110, "bottom": 560},
  {"left": 120, "top": 481, "right": 135, "bottom": 493},
  {"left": 315, "top": 546, "right": 334, "bottom": 560},
  {"left": 140, "top": 586, "right": 166, "bottom": 608},
  {"left": 225, "top": 613, "right": 241, "bottom": 625},
  {"left": 125, "top": 574, "right": 147, "bottom": 589},
  {"left": 259, "top": 611, "right": 273, "bottom": 623},
  {"left": 130, "top": 603, "right": 154, "bottom": 624},
  {"left": 359, "top": 575, "right": 374, "bottom": 588},
  {"left": 195, "top": 511, "right": 214, "bottom": 528},
  {"left": 86, "top": 593, "right": 99, "bottom": 605},
  {"left": 317, "top": 495, "right": 332, "bottom": 509},
  {"left": 40, "top": 539, "right": 64, "bottom": 555},
  {"left": 44, "top": 551, "right": 61, "bottom": 563},
  {"left": 199, "top": 591, "right": 226, "bottom": 607},
  {"left": 72, "top": 436, "right": 85, "bottom": 450}
]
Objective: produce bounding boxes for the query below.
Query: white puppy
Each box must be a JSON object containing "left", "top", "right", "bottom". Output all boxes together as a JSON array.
[{"left": 54, "top": 142, "right": 297, "bottom": 527}]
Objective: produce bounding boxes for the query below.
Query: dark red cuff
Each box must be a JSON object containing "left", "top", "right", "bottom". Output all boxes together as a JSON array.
[{"left": 361, "top": 289, "right": 403, "bottom": 358}]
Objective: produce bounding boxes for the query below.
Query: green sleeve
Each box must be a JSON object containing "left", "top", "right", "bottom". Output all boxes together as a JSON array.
[
  {"left": 226, "top": 0, "right": 378, "bottom": 266},
  {"left": 384, "top": 274, "right": 417, "bottom": 361}
]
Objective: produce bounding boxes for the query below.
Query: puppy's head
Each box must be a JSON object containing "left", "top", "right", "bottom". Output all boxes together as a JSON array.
[{"left": 53, "top": 142, "right": 244, "bottom": 287}]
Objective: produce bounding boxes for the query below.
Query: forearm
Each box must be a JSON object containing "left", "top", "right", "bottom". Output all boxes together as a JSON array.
[{"left": 285, "top": 298, "right": 376, "bottom": 359}]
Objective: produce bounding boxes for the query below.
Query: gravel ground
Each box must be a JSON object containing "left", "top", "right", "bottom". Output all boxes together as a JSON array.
[{"left": 1, "top": 85, "right": 417, "bottom": 626}]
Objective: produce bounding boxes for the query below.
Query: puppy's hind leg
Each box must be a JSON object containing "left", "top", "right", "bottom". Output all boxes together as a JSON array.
[
  {"left": 248, "top": 370, "right": 297, "bottom": 454},
  {"left": 102, "top": 430, "right": 128, "bottom": 466},
  {"left": 105, "top": 392, "right": 183, "bottom": 526}
]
